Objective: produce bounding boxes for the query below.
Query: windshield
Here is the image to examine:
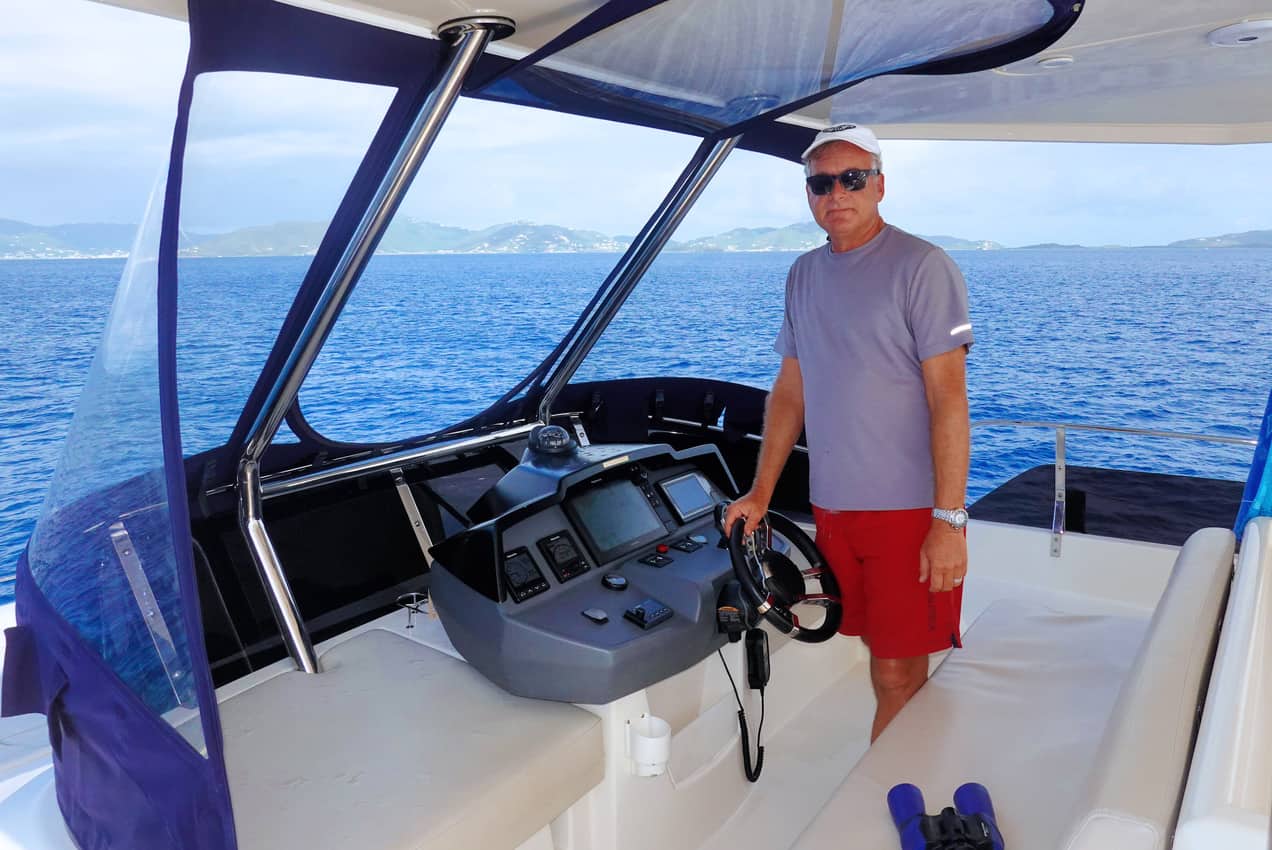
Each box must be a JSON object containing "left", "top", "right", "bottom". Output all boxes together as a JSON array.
[
  {"left": 176, "top": 72, "right": 394, "bottom": 457},
  {"left": 296, "top": 100, "right": 700, "bottom": 444}
]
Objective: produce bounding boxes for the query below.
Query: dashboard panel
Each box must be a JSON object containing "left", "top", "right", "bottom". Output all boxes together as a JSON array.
[{"left": 429, "top": 442, "right": 739, "bottom": 703}]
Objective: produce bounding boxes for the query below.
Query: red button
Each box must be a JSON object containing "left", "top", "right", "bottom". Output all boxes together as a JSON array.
[{"left": 656, "top": 544, "right": 670, "bottom": 554}]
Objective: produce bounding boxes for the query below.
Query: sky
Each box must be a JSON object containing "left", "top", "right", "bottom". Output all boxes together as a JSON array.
[{"left": 4, "top": 0, "right": 1272, "bottom": 246}]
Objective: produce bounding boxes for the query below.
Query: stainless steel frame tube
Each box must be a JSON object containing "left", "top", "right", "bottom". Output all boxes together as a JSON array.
[
  {"left": 237, "top": 18, "right": 511, "bottom": 674},
  {"left": 537, "top": 135, "right": 739, "bottom": 424},
  {"left": 260, "top": 422, "right": 539, "bottom": 500}
]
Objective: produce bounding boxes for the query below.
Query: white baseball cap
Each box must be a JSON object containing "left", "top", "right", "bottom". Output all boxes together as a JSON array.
[{"left": 801, "top": 123, "right": 881, "bottom": 161}]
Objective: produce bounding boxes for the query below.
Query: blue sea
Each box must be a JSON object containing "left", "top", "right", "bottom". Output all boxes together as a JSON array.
[{"left": 2, "top": 249, "right": 1270, "bottom": 602}]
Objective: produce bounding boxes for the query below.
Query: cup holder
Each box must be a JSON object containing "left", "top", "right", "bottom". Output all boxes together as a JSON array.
[
  {"left": 396, "top": 591, "right": 429, "bottom": 629},
  {"left": 627, "top": 714, "right": 672, "bottom": 777}
]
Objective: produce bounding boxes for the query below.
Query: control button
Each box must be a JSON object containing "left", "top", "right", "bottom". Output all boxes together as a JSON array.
[
  {"left": 582, "top": 608, "right": 609, "bottom": 624},
  {"left": 638, "top": 553, "right": 673, "bottom": 568},
  {"left": 602, "top": 573, "right": 629, "bottom": 591},
  {"left": 671, "top": 538, "right": 702, "bottom": 553},
  {"left": 656, "top": 543, "right": 670, "bottom": 554},
  {"left": 624, "top": 598, "right": 674, "bottom": 630},
  {"left": 689, "top": 533, "right": 709, "bottom": 545}
]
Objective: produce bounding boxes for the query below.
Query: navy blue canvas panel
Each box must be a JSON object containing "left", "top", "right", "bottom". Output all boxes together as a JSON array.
[
  {"left": 4, "top": 555, "right": 233, "bottom": 850},
  {"left": 1237, "top": 389, "right": 1272, "bottom": 536}
]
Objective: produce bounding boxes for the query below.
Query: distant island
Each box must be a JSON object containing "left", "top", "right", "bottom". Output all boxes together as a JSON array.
[{"left": 2, "top": 216, "right": 1270, "bottom": 260}]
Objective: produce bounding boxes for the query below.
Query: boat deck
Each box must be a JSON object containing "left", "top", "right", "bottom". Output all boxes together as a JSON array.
[{"left": 698, "top": 569, "right": 1152, "bottom": 850}]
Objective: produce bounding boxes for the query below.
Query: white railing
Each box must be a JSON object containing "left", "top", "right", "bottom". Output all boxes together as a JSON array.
[{"left": 972, "top": 419, "right": 1258, "bottom": 556}]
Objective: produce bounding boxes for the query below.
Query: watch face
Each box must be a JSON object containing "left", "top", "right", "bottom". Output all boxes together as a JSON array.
[{"left": 952, "top": 509, "right": 969, "bottom": 528}]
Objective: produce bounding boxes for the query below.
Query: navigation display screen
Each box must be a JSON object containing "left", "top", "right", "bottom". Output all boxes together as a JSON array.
[
  {"left": 659, "top": 472, "right": 715, "bottom": 522},
  {"left": 570, "top": 480, "right": 665, "bottom": 560}
]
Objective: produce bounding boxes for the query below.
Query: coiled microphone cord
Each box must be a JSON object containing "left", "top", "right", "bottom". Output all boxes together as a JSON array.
[{"left": 718, "top": 648, "right": 765, "bottom": 782}]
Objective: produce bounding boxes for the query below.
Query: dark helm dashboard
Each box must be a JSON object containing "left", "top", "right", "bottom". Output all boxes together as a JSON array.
[{"left": 429, "top": 439, "right": 741, "bottom": 703}]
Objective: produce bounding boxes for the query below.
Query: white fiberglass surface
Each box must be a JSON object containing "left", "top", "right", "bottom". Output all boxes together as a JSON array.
[
  {"left": 817, "top": 33, "right": 1272, "bottom": 131},
  {"left": 500, "top": 0, "right": 1053, "bottom": 127},
  {"left": 26, "top": 177, "right": 204, "bottom": 745},
  {"left": 787, "top": 0, "right": 1272, "bottom": 142}
]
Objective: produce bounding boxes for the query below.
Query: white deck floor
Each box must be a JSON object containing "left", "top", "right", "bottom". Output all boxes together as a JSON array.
[{"left": 0, "top": 522, "right": 1191, "bottom": 850}]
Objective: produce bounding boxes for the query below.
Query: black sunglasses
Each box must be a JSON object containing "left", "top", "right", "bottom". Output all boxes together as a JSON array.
[{"left": 805, "top": 168, "right": 880, "bottom": 196}]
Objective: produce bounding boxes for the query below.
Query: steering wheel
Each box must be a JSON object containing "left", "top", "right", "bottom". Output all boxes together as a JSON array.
[{"left": 718, "top": 505, "right": 843, "bottom": 643}]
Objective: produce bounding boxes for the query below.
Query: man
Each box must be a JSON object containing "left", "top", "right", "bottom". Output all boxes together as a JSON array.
[{"left": 723, "top": 123, "right": 973, "bottom": 743}]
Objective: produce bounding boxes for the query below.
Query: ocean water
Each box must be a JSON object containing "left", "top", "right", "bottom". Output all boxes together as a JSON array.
[{"left": 2, "top": 248, "right": 1270, "bottom": 601}]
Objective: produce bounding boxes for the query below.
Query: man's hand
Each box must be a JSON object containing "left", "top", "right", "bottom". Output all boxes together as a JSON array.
[
  {"left": 723, "top": 490, "right": 771, "bottom": 538},
  {"left": 919, "top": 523, "right": 967, "bottom": 593}
]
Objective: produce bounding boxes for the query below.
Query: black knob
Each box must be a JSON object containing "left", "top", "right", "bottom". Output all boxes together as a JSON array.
[{"left": 602, "top": 573, "right": 629, "bottom": 591}]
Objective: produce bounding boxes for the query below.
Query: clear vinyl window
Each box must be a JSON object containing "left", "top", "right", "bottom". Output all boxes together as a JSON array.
[
  {"left": 26, "top": 71, "right": 394, "bottom": 750},
  {"left": 176, "top": 72, "right": 395, "bottom": 457}
]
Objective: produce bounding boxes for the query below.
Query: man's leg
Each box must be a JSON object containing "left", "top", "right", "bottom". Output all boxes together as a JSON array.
[
  {"left": 858, "top": 508, "right": 962, "bottom": 742},
  {"left": 868, "top": 654, "right": 928, "bottom": 742},
  {"left": 817, "top": 508, "right": 955, "bottom": 741}
]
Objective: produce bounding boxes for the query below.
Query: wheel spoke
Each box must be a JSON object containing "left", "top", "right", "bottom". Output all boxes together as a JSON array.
[{"left": 793, "top": 593, "right": 838, "bottom": 607}]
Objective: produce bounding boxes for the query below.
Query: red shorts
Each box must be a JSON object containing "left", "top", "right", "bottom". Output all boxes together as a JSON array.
[{"left": 813, "top": 506, "right": 963, "bottom": 659}]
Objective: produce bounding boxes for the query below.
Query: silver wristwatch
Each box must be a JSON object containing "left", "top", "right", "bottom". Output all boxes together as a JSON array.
[{"left": 932, "top": 507, "right": 969, "bottom": 530}]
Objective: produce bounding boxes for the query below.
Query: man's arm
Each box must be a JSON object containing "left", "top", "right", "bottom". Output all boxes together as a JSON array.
[
  {"left": 919, "top": 346, "right": 969, "bottom": 593},
  {"left": 723, "top": 357, "right": 805, "bottom": 535}
]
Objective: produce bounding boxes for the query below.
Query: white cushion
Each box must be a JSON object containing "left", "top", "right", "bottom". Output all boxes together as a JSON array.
[
  {"left": 1061, "top": 527, "right": 1234, "bottom": 850},
  {"left": 793, "top": 527, "right": 1234, "bottom": 850},
  {"left": 221, "top": 629, "right": 604, "bottom": 850},
  {"left": 792, "top": 600, "right": 1149, "bottom": 850},
  {"left": 1176, "top": 518, "right": 1272, "bottom": 850}
]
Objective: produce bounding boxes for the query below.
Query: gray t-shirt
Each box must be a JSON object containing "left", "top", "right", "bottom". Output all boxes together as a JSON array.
[{"left": 773, "top": 224, "right": 974, "bottom": 510}]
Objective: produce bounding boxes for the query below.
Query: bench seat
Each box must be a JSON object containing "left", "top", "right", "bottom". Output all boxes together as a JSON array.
[
  {"left": 220, "top": 628, "right": 604, "bottom": 850},
  {"left": 791, "top": 601, "right": 1148, "bottom": 848},
  {"left": 1176, "top": 517, "right": 1272, "bottom": 849},
  {"left": 793, "top": 527, "right": 1235, "bottom": 850}
]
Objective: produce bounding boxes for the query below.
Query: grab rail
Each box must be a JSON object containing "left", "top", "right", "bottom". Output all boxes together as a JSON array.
[{"left": 972, "top": 419, "right": 1258, "bottom": 556}]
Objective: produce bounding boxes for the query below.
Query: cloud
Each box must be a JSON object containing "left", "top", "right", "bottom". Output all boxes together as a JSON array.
[
  {"left": 188, "top": 71, "right": 395, "bottom": 129},
  {"left": 3, "top": 0, "right": 1271, "bottom": 246},
  {"left": 0, "top": 121, "right": 136, "bottom": 148},
  {"left": 0, "top": 0, "right": 186, "bottom": 107},
  {"left": 182, "top": 74, "right": 395, "bottom": 173},
  {"left": 880, "top": 140, "right": 1272, "bottom": 245}
]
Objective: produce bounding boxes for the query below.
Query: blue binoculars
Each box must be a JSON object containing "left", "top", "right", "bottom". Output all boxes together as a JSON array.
[{"left": 887, "top": 782, "right": 1005, "bottom": 850}]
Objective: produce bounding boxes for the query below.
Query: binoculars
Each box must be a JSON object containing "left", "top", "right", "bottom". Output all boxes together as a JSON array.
[{"left": 887, "top": 783, "right": 1005, "bottom": 850}]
